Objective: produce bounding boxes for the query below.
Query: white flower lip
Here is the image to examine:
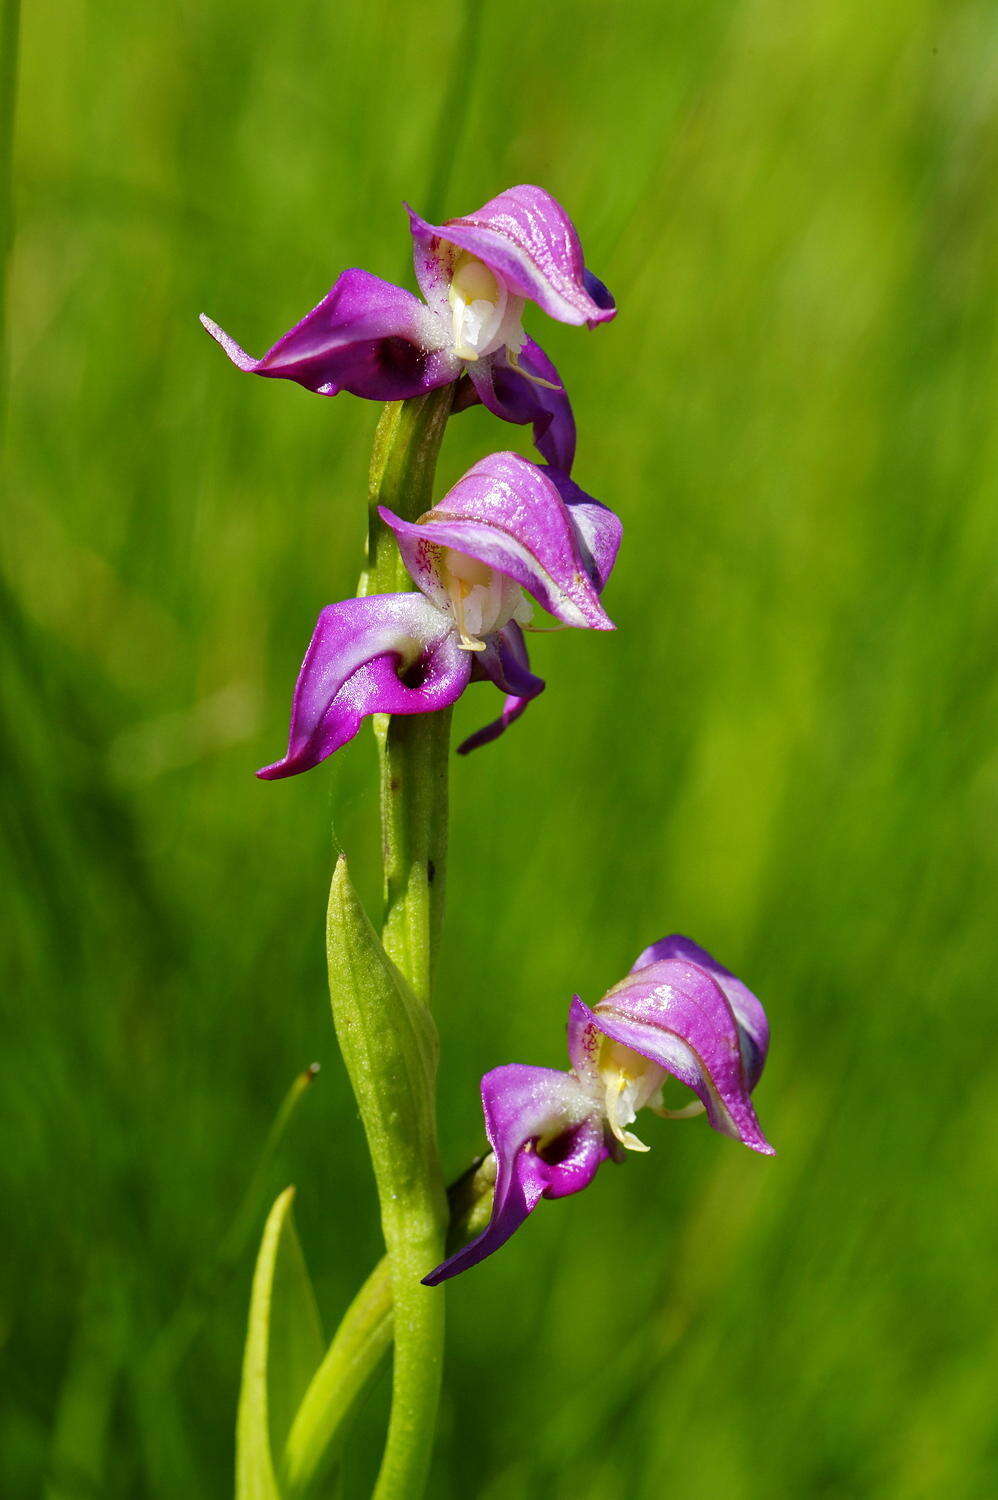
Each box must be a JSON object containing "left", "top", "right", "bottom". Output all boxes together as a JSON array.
[
  {"left": 596, "top": 1036, "right": 667, "bottom": 1153},
  {"left": 447, "top": 253, "right": 526, "bottom": 363},
  {"left": 436, "top": 547, "right": 532, "bottom": 651}
]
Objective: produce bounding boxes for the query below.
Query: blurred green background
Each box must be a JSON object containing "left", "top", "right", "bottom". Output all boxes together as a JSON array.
[{"left": 3, "top": 0, "right": 997, "bottom": 1495}]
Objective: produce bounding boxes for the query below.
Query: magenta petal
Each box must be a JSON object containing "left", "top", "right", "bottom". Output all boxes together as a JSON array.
[
  {"left": 467, "top": 341, "right": 577, "bottom": 472},
  {"left": 407, "top": 211, "right": 453, "bottom": 322},
  {"left": 200, "top": 269, "right": 457, "bottom": 401},
  {"left": 589, "top": 959, "right": 775, "bottom": 1155},
  {"left": 408, "top": 186, "right": 616, "bottom": 328},
  {"left": 566, "top": 994, "right": 600, "bottom": 1080},
  {"left": 631, "top": 935, "right": 770, "bottom": 1089},
  {"left": 258, "top": 594, "right": 470, "bottom": 779},
  {"left": 458, "top": 624, "right": 545, "bottom": 754},
  {"left": 380, "top": 452, "right": 616, "bottom": 630},
  {"left": 423, "top": 1064, "right": 605, "bottom": 1285}
]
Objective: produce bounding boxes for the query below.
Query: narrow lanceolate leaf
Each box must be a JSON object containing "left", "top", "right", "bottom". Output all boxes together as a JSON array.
[
  {"left": 326, "top": 855, "right": 442, "bottom": 1232},
  {"left": 237, "top": 1187, "right": 324, "bottom": 1500},
  {"left": 326, "top": 855, "right": 447, "bottom": 1500},
  {"left": 281, "top": 1259, "right": 394, "bottom": 1498}
]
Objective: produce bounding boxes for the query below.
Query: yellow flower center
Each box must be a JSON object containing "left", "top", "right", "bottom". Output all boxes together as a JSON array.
[
  {"left": 446, "top": 252, "right": 525, "bottom": 362},
  {"left": 597, "top": 1037, "right": 666, "bottom": 1153},
  {"left": 435, "top": 547, "right": 532, "bottom": 651}
]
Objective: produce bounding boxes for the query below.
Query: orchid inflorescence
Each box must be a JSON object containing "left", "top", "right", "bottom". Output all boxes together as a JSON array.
[{"left": 205, "top": 183, "right": 773, "bottom": 1499}]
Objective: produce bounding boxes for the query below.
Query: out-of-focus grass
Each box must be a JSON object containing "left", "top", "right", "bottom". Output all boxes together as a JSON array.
[{"left": 2, "top": 0, "right": 997, "bottom": 1496}]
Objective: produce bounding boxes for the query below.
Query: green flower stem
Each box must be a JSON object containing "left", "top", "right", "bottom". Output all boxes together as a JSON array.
[
  {"left": 323, "top": 386, "right": 454, "bottom": 1500},
  {"left": 366, "top": 385, "right": 454, "bottom": 1004},
  {"left": 365, "top": 386, "right": 454, "bottom": 598},
  {"left": 281, "top": 1158, "right": 496, "bottom": 1498},
  {"left": 378, "top": 705, "right": 452, "bottom": 1007},
  {"left": 370, "top": 388, "right": 451, "bottom": 1500}
]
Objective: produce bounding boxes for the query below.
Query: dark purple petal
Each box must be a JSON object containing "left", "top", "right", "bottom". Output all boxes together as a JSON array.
[
  {"left": 455, "top": 693, "right": 533, "bottom": 755},
  {"left": 585, "top": 959, "right": 775, "bottom": 1155},
  {"left": 450, "top": 373, "right": 481, "bottom": 415},
  {"left": 542, "top": 469, "right": 622, "bottom": 594},
  {"left": 473, "top": 622, "right": 544, "bottom": 696},
  {"left": 631, "top": 936, "right": 770, "bottom": 1089},
  {"left": 380, "top": 452, "right": 616, "bottom": 631},
  {"left": 583, "top": 268, "right": 616, "bottom": 316},
  {"left": 200, "top": 269, "right": 458, "bottom": 401},
  {"left": 258, "top": 594, "right": 470, "bottom": 779},
  {"left": 458, "top": 624, "right": 545, "bottom": 754},
  {"left": 468, "top": 341, "right": 577, "bottom": 472},
  {"left": 408, "top": 186, "right": 616, "bottom": 328},
  {"left": 423, "top": 1064, "right": 605, "bottom": 1285}
]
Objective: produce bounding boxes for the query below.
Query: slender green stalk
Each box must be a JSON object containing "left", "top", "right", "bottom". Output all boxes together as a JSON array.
[
  {"left": 365, "top": 387, "right": 454, "bottom": 598},
  {"left": 321, "top": 385, "right": 454, "bottom": 1500},
  {"left": 379, "top": 706, "right": 452, "bottom": 1006},
  {"left": 366, "top": 385, "right": 454, "bottom": 1003},
  {"left": 370, "top": 389, "right": 451, "bottom": 1500},
  {"left": 281, "top": 1157, "right": 496, "bottom": 1497}
]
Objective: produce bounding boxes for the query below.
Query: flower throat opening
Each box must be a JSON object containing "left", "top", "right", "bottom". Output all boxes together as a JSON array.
[
  {"left": 596, "top": 1036, "right": 666, "bottom": 1153},
  {"left": 436, "top": 548, "right": 533, "bottom": 651},
  {"left": 447, "top": 252, "right": 525, "bottom": 362}
]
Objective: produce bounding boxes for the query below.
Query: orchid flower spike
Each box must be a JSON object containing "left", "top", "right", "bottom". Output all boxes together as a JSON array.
[
  {"left": 425, "top": 936, "right": 774, "bottom": 1285},
  {"left": 200, "top": 185, "right": 615, "bottom": 472},
  {"left": 257, "top": 452, "right": 621, "bottom": 777}
]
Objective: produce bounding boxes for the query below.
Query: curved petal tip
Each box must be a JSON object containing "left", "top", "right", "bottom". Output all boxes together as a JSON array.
[{"left": 199, "top": 313, "right": 258, "bottom": 371}]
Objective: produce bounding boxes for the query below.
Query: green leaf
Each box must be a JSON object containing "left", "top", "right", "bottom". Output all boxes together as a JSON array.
[
  {"left": 237, "top": 1187, "right": 324, "bottom": 1500},
  {"left": 326, "top": 855, "right": 443, "bottom": 1233},
  {"left": 325, "top": 856, "right": 447, "bottom": 1500},
  {"left": 281, "top": 1258, "right": 393, "bottom": 1498}
]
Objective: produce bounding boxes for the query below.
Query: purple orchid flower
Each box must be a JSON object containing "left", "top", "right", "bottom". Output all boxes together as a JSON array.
[
  {"left": 424, "top": 936, "right": 774, "bottom": 1285},
  {"left": 200, "top": 186, "right": 615, "bottom": 472},
  {"left": 257, "top": 452, "right": 621, "bottom": 777}
]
